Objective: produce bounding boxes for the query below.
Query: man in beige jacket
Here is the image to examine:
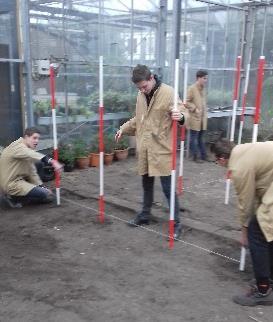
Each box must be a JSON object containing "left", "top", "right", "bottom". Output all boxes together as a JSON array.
[
  {"left": 115, "top": 64, "right": 188, "bottom": 239},
  {"left": 0, "top": 127, "right": 62, "bottom": 208},
  {"left": 186, "top": 70, "right": 208, "bottom": 162},
  {"left": 212, "top": 139, "right": 273, "bottom": 306}
]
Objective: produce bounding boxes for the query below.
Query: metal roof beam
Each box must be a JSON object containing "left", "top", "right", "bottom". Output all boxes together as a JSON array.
[{"left": 194, "top": 0, "right": 247, "bottom": 11}]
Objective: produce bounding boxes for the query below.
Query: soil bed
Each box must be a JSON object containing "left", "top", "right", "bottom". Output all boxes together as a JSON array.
[{"left": 0, "top": 156, "right": 271, "bottom": 321}]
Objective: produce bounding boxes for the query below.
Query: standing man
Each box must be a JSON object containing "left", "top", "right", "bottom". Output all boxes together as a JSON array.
[
  {"left": 186, "top": 70, "right": 208, "bottom": 162},
  {"left": 0, "top": 127, "right": 62, "bottom": 208},
  {"left": 115, "top": 64, "right": 188, "bottom": 240},
  {"left": 212, "top": 139, "right": 273, "bottom": 306}
]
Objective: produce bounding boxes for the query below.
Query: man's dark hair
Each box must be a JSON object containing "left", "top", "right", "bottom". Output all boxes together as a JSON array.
[
  {"left": 196, "top": 69, "right": 208, "bottom": 79},
  {"left": 210, "top": 138, "right": 235, "bottom": 159},
  {"left": 132, "top": 64, "right": 152, "bottom": 83},
  {"left": 24, "top": 127, "right": 41, "bottom": 137}
]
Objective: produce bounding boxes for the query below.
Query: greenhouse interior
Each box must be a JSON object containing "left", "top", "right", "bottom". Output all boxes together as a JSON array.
[
  {"left": 2, "top": 1, "right": 273, "bottom": 319},
  {"left": 0, "top": 0, "right": 273, "bottom": 147}
]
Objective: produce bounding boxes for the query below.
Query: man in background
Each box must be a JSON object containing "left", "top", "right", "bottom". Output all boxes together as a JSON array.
[
  {"left": 212, "top": 139, "right": 273, "bottom": 306},
  {"left": 186, "top": 70, "right": 208, "bottom": 163},
  {"left": 0, "top": 127, "right": 62, "bottom": 208},
  {"left": 115, "top": 64, "right": 188, "bottom": 240}
]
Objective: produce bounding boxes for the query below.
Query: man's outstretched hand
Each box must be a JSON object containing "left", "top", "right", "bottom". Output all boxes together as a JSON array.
[{"left": 115, "top": 130, "right": 123, "bottom": 142}]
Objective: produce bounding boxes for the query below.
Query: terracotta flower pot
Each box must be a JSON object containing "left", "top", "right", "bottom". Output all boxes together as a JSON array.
[
  {"left": 89, "top": 153, "right": 93, "bottom": 167},
  {"left": 90, "top": 153, "right": 100, "bottom": 167},
  {"left": 76, "top": 157, "right": 89, "bottom": 169},
  {"left": 104, "top": 153, "right": 114, "bottom": 165},
  {"left": 114, "top": 148, "right": 129, "bottom": 161}
]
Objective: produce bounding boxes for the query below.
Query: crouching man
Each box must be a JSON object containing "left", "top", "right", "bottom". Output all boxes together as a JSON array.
[
  {"left": 0, "top": 127, "right": 62, "bottom": 208},
  {"left": 212, "top": 139, "right": 273, "bottom": 306}
]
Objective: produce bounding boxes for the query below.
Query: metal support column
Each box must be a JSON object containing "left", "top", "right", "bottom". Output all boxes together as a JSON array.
[
  {"left": 20, "top": 0, "right": 34, "bottom": 127},
  {"left": 130, "top": 0, "right": 134, "bottom": 67},
  {"left": 241, "top": 6, "right": 256, "bottom": 100},
  {"left": 156, "top": 0, "right": 167, "bottom": 75},
  {"left": 62, "top": 0, "right": 69, "bottom": 133}
]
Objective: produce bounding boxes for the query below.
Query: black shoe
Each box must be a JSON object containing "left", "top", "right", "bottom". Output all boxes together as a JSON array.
[
  {"left": 202, "top": 157, "right": 215, "bottom": 162},
  {"left": 233, "top": 287, "right": 273, "bottom": 306},
  {"left": 249, "top": 278, "right": 273, "bottom": 290},
  {"left": 3, "top": 195, "right": 22, "bottom": 208},
  {"left": 128, "top": 216, "right": 150, "bottom": 227},
  {"left": 174, "top": 223, "right": 182, "bottom": 240},
  {"left": 192, "top": 156, "right": 204, "bottom": 164}
]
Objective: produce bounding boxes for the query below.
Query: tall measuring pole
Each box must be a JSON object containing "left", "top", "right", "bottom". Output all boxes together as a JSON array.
[
  {"left": 230, "top": 56, "right": 242, "bottom": 143},
  {"left": 238, "top": 7, "right": 256, "bottom": 145},
  {"left": 49, "top": 65, "right": 61, "bottom": 205},
  {"left": 178, "top": 62, "right": 188, "bottom": 195},
  {"left": 252, "top": 56, "right": 265, "bottom": 143},
  {"left": 169, "top": 0, "right": 182, "bottom": 248},
  {"left": 99, "top": 56, "right": 105, "bottom": 223},
  {"left": 238, "top": 63, "right": 250, "bottom": 145},
  {"left": 224, "top": 56, "right": 241, "bottom": 205},
  {"left": 178, "top": 0, "right": 188, "bottom": 194}
]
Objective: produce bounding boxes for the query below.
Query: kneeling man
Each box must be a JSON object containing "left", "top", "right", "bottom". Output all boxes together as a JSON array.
[{"left": 0, "top": 127, "right": 62, "bottom": 208}]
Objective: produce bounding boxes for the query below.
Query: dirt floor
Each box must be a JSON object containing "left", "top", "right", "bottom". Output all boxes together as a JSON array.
[{"left": 0, "top": 155, "right": 272, "bottom": 322}]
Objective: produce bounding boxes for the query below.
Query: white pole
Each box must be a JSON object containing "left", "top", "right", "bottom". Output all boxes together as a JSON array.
[
  {"left": 230, "top": 99, "right": 238, "bottom": 142},
  {"left": 225, "top": 56, "right": 241, "bottom": 205},
  {"left": 99, "top": 55, "right": 105, "bottom": 223},
  {"left": 52, "top": 108, "right": 60, "bottom": 205},
  {"left": 178, "top": 62, "right": 188, "bottom": 194},
  {"left": 169, "top": 58, "right": 179, "bottom": 248},
  {"left": 239, "top": 246, "right": 246, "bottom": 271},
  {"left": 252, "top": 124, "right": 258, "bottom": 143},
  {"left": 49, "top": 65, "right": 60, "bottom": 206},
  {"left": 224, "top": 177, "right": 231, "bottom": 205},
  {"left": 238, "top": 63, "right": 250, "bottom": 145}
]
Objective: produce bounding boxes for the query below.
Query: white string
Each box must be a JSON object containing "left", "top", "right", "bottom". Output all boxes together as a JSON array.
[{"left": 61, "top": 196, "right": 240, "bottom": 264}]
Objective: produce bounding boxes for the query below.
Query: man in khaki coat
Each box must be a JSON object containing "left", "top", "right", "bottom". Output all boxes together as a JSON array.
[
  {"left": 0, "top": 127, "right": 62, "bottom": 208},
  {"left": 115, "top": 64, "right": 188, "bottom": 239},
  {"left": 186, "top": 70, "right": 208, "bottom": 162},
  {"left": 212, "top": 139, "right": 273, "bottom": 306}
]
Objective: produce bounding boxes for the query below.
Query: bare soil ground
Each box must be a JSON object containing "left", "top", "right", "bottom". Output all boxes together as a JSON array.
[{"left": 0, "top": 156, "right": 272, "bottom": 322}]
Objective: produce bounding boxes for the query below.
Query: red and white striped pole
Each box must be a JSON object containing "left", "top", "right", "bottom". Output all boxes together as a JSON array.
[
  {"left": 238, "top": 56, "right": 265, "bottom": 270},
  {"left": 225, "top": 56, "right": 241, "bottom": 205},
  {"left": 99, "top": 56, "right": 105, "bottom": 223},
  {"left": 49, "top": 64, "right": 61, "bottom": 205},
  {"left": 177, "top": 62, "right": 188, "bottom": 195},
  {"left": 238, "top": 62, "right": 250, "bottom": 145},
  {"left": 169, "top": 58, "right": 179, "bottom": 249},
  {"left": 252, "top": 56, "right": 265, "bottom": 143},
  {"left": 230, "top": 56, "right": 241, "bottom": 142}
]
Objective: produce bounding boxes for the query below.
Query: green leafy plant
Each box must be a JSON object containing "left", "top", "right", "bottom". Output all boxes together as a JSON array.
[
  {"left": 58, "top": 143, "right": 75, "bottom": 166},
  {"left": 207, "top": 90, "right": 232, "bottom": 107},
  {"left": 33, "top": 100, "right": 51, "bottom": 116},
  {"left": 89, "top": 90, "right": 136, "bottom": 113},
  {"left": 114, "top": 136, "right": 129, "bottom": 150},
  {"left": 89, "top": 133, "right": 99, "bottom": 153},
  {"left": 104, "top": 133, "right": 115, "bottom": 154},
  {"left": 73, "top": 139, "right": 89, "bottom": 158}
]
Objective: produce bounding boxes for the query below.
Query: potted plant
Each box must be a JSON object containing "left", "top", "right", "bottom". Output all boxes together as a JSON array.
[
  {"left": 89, "top": 136, "right": 100, "bottom": 167},
  {"left": 104, "top": 133, "right": 115, "bottom": 165},
  {"left": 73, "top": 138, "right": 89, "bottom": 169},
  {"left": 58, "top": 143, "right": 75, "bottom": 172},
  {"left": 114, "top": 136, "right": 129, "bottom": 161}
]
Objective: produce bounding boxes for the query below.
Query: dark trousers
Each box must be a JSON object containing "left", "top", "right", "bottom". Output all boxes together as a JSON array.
[
  {"left": 140, "top": 174, "right": 180, "bottom": 224},
  {"left": 248, "top": 216, "right": 273, "bottom": 284},
  {"left": 190, "top": 129, "right": 207, "bottom": 160},
  {"left": 13, "top": 186, "right": 53, "bottom": 205}
]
